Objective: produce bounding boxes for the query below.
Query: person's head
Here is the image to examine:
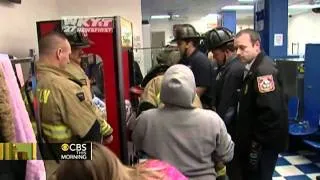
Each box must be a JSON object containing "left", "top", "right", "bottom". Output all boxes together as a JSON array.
[
  {"left": 160, "top": 64, "right": 196, "bottom": 108},
  {"left": 56, "top": 142, "right": 162, "bottom": 180},
  {"left": 205, "top": 27, "right": 235, "bottom": 66},
  {"left": 172, "top": 24, "right": 201, "bottom": 57},
  {"left": 156, "top": 48, "right": 181, "bottom": 66},
  {"left": 39, "top": 31, "right": 71, "bottom": 69},
  {"left": 66, "top": 31, "right": 93, "bottom": 65},
  {"left": 211, "top": 42, "right": 236, "bottom": 66},
  {"left": 140, "top": 64, "right": 170, "bottom": 88},
  {"left": 177, "top": 39, "right": 199, "bottom": 57},
  {"left": 70, "top": 46, "right": 86, "bottom": 65},
  {"left": 234, "top": 28, "right": 262, "bottom": 64}
]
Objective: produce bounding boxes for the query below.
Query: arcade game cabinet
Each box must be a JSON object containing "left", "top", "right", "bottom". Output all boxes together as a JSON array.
[{"left": 36, "top": 16, "right": 134, "bottom": 164}]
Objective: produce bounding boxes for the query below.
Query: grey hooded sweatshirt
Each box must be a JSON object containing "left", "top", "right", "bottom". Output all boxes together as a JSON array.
[{"left": 132, "top": 64, "right": 234, "bottom": 180}]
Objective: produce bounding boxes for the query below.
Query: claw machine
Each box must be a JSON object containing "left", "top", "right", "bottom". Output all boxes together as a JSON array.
[{"left": 36, "top": 16, "right": 134, "bottom": 164}]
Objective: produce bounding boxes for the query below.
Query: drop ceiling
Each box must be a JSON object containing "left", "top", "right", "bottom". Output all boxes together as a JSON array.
[{"left": 142, "top": 0, "right": 313, "bottom": 21}]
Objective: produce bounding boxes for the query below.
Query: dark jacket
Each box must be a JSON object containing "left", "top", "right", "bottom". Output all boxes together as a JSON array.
[
  {"left": 133, "top": 61, "right": 143, "bottom": 86},
  {"left": 214, "top": 57, "right": 244, "bottom": 127},
  {"left": 179, "top": 50, "right": 215, "bottom": 108},
  {"left": 237, "top": 52, "right": 288, "bottom": 153},
  {"left": 90, "top": 61, "right": 104, "bottom": 100},
  {"left": 0, "top": 161, "right": 26, "bottom": 180}
]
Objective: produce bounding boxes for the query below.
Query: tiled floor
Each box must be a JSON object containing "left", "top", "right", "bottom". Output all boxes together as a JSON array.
[{"left": 273, "top": 151, "right": 320, "bottom": 179}]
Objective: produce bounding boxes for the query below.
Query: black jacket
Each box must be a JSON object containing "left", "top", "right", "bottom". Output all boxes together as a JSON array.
[
  {"left": 237, "top": 52, "right": 288, "bottom": 153},
  {"left": 0, "top": 161, "right": 26, "bottom": 180},
  {"left": 214, "top": 57, "right": 245, "bottom": 127},
  {"left": 180, "top": 50, "right": 215, "bottom": 108},
  {"left": 133, "top": 61, "right": 143, "bottom": 86},
  {"left": 90, "top": 62, "right": 104, "bottom": 99}
]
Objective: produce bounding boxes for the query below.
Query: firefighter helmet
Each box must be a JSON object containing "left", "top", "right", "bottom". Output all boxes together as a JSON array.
[
  {"left": 171, "top": 24, "right": 202, "bottom": 42},
  {"left": 59, "top": 21, "right": 94, "bottom": 48},
  {"left": 64, "top": 31, "right": 94, "bottom": 48},
  {"left": 205, "top": 27, "right": 234, "bottom": 50}
]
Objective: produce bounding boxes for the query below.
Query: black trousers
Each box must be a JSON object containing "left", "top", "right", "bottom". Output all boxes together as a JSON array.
[
  {"left": 228, "top": 148, "right": 279, "bottom": 180},
  {"left": 0, "top": 161, "right": 26, "bottom": 180},
  {"left": 225, "top": 122, "right": 239, "bottom": 180}
]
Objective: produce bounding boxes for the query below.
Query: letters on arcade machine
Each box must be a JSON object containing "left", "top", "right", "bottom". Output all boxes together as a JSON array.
[{"left": 36, "top": 16, "right": 134, "bottom": 164}]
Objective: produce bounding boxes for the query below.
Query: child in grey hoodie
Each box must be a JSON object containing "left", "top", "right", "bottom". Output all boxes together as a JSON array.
[{"left": 132, "top": 64, "right": 234, "bottom": 180}]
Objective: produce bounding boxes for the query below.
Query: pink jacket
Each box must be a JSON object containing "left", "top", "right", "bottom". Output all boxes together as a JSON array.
[
  {"left": 0, "top": 54, "right": 46, "bottom": 180},
  {"left": 141, "top": 159, "right": 188, "bottom": 180}
]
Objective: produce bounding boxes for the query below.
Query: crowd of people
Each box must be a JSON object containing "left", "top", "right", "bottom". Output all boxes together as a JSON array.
[
  {"left": 128, "top": 25, "right": 288, "bottom": 180},
  {"left": 0, "top": 23, "right": 288, "bottom": 180}
]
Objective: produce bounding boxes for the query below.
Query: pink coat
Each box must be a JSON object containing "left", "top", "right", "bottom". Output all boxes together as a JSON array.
[
  {"left": 0, "top": 54, "right": 46, "bottom": 180},
  {"left": 141, "top": 159, "right": 188, "bottom": 180}
]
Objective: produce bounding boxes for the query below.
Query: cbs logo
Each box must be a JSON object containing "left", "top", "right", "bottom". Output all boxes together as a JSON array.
[{"left": 61, "top": 143, "right": 87, "bottom": 152}]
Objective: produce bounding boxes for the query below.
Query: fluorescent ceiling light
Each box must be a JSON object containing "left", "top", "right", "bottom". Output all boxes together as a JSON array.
[
  {"left": 221, "top": 5, "right": 254, "bottom": 10},
  {"left": 151, "top": 15, "right": 170, "bottom": 19},
  {"left": 221, "top": 4, "right": 320, "bottom": 11},
  {"left": 238, "top": 0, "right": 255, "bottom": 2},
  {"left": 150, "top": 15, "right": 180, "bottom": 19},
  {"left": 201, "top": 13, "right": 219, "bottom": 20},
  {"left": 289, "top": 4, "right": 320, "bottom": 9}
]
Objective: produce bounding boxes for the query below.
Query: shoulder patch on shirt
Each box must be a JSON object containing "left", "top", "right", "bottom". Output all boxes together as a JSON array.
[
  {"left": 76, "top": 92, "right": 85, "bottom": 102},
  {"left": 257, "top": 75, "right": 275, "bottom": 93}
]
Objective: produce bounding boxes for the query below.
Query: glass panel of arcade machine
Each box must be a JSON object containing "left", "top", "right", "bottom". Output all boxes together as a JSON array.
[
  {"left": 81, "top": 54, "right": 106, "bottom": 108},
  {"left": 81, "top": 53, "right": 138, "bottom": 165}
]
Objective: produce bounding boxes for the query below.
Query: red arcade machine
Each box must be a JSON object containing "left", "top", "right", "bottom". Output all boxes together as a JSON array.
[{"left": 36, "top": 16, "right": 134, "bottom": 164}]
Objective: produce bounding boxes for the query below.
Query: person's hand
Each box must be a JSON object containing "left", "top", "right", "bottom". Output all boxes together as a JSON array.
[
  {"left": 215, "top": 162, "right": 226, "bottom": 177},
  {"left": 248, "top": 141, "right": 262, "bottom": 171},
  {"left": 103, "top": 135, "right": 113, "bottom": 145},
  {"left": 212, "top": 106, "right": 217, "bottom": 111}
]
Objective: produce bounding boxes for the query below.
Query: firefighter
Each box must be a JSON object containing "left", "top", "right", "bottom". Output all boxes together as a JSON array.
[
  {"left": 64, "top": 31, "right": 113, "bottom": 144},
  {"left": 138, "top": 48, "right": 202, "bottom": 114},
  {"left": 172, "top": 24, "right": 215, "bottom": 109},
  {"left": 205, "top": 27, "right": 245, "bottom": 180},
  {"left": 205, "top": 27, "right": 245, "bottom": 137},
  {"left": 27, "top": 32, "right": 104, "bottom": 179},
  {"left": 234, "top": 29, "right": 288, "bottom": 180}
]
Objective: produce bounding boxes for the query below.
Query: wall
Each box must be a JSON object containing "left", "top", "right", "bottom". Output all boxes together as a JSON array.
[
  {"left": 0, "top": 0, "right": 143, "bottom": 76},
  {"left": 0, "top": 0, "right": 59, "bottom": 57},
  {"left": 150, "top": 11, "right": 320, "bottom": 57},
  {"left": 56, "top": 0, "right": 143, "bottom": 73},
  {"left": 150, "top": 17, "right": 254, "bottom": 45},
  {"left": 150, "top": 19, "right": 175, "bottom": 45},
  {"left": 141, "top": 24, "right": 151, "bottom": 75},
  {"left": 236, "top": 18, "right": 254, "bottom": 32},
  {"left": 56, "top": 0, "right": 142, "bottom": 46},
  {"left": 0, "top": 0, "right": 143, "bottom": 54},
  {"left": 288, "top": 11, "right": 320, "bottom": 56},
  {"left": 150, "top": 19, "right": 205, "bottom": 45}
]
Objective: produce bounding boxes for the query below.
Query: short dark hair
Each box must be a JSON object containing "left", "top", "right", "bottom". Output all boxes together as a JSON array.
[
  {"left": 39, "top": 31, "right": 67, "bottom": 55},
  {"left": 235, "top": 28, "right": 261, "bottom": 46}
]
